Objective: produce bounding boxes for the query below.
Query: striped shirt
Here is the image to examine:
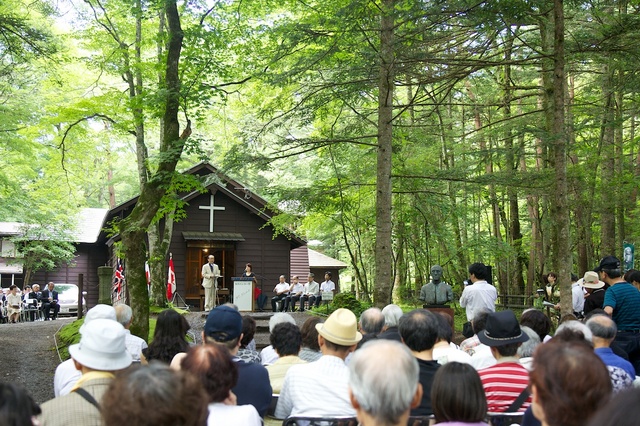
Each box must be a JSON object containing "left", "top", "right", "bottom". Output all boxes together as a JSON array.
[
  {"left": 478, "top": 361, "right": 531, "bottom": 413},
  {"left": 603, "top": 282, "right": 640, "bottom": 330}
]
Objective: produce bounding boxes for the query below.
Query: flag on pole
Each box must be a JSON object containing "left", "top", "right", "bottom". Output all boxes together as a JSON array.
[
  {"left": 167, "top": 254, "right": 176, "bottom": 301},
  {"left": 112, "top": 258, "right": 124, "bottom": 302},
  {"left": 145, "top": 261, "right": 151, "bottom": 293}
]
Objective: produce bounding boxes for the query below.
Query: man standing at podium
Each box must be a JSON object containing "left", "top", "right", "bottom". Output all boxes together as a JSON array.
[{"left": 202, "top": 255, "right": 220, "bottom": 312}]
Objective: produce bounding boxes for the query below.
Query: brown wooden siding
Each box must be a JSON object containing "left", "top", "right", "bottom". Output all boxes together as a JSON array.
[
  {"left": 171, "top": 191, "right": 293, "bottom": 307},
  {"left": 31, "top": 243, "right": 108, "bottom": 308}
]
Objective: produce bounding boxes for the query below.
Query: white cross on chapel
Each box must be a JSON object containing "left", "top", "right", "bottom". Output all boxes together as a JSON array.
[{"left": 199, "top": 194, "right": 226, "bottom": 233}]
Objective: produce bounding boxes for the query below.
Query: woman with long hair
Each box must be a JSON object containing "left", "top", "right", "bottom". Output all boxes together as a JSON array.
[{"left": 141, "top": 309, "right": 190, "bottom": 364}]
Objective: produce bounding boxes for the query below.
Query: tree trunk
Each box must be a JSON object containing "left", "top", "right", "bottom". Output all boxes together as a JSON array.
[
  {"left": 124, "top": 0, "right": 186, "bottom": 339},
  {"left": 374, "top": 0, "right": 395, "bottom": 308},
  {"left": 550, "top": 0, "right": 572, "bottom": 317}
]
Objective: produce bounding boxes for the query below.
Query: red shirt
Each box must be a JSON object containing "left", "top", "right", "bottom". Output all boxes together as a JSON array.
[{"left": 478, "top": 361, "right": 531, "bottom": 412}]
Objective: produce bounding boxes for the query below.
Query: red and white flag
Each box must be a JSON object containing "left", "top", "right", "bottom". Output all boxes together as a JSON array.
[
  {"left": 145, "top": 261, "right": 151, "bottom": 293},
  {"left": 112, "top": 259, "right": 125, "bottom": 303},
  {"left": 167, "top": 255, "right": 176, "bottom": 301}
]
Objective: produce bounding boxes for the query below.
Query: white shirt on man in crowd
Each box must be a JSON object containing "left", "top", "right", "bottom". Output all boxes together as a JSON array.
[{"left": 460, "top": 280, "right": 497, "bottom": 322}]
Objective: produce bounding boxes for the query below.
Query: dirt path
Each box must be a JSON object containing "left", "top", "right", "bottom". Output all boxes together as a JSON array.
[{"left": 0, "top": 318, "right": 74, "bottom": 404}]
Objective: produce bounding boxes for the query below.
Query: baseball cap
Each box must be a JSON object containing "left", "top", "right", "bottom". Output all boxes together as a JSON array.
[
  {"left": 204, "top": 305, "right": 242, "bottom": 342},
  {"left": 593, "top": 256, "right": 621, "bottom": 272}
]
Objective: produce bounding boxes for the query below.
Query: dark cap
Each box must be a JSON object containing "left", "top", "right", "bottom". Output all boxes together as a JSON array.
[
  {"left": 477, "top": 310, "right": 529, "bottom": 347},
  {"left": 593, "top": 256, "right": 621, "bottom": 273},
  {"left": 204, "top": 306, "right": 242, "bottom": 342}
]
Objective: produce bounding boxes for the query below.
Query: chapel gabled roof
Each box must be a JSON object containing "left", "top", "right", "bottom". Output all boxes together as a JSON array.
[{"left": 102, "top": 162, "right": 306, "bottom": 246}]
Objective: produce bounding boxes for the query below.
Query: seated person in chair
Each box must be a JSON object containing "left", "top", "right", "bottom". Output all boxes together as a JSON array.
[
  {"left": 286, "top": 276, "right": 304, "bottom": 312},
  {"left": 40, "top": 282, "right": 60, "bottom": 321},
  {"left": 299, "top": 274, "right": 320, "bottom": 312},
  {"left": 6, "top": 285, "right": 22, "bottom": 323}
]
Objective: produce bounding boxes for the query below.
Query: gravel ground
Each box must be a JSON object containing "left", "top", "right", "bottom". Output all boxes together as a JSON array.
[{"left": 0, "top": 317, "right": 75, "bottom": 404}]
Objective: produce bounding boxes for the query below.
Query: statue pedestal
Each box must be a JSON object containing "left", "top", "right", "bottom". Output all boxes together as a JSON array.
[{"left": 423, "top": 305, "right": 454, "bottom": 327}]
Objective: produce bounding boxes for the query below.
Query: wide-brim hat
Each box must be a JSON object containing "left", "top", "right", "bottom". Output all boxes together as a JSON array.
[
  {"left": 69, "top": 318, "right": 132, "bottom": 371},
  {"left": 478, "top": 310, "right": 529, "bottom": 347},
  {"left": 79, "top": 304, "right": 117, "bottom": 334},
  {"left": 316, "top": 308, "right": 362, "bottom": 346},
  {"left": 579, "top": 271, "right": 605, "bottom": 289},
  {"left": 594, "top": 256, "right": 621, "bottom": 272}
]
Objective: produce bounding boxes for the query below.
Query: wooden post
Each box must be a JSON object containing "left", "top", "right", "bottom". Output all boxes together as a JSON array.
[{"left": 78, "top": 273, "right": 84, "bottom": 320}]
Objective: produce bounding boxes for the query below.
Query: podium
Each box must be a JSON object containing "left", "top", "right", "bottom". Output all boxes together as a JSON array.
[{"left": 232, "top": 277, "right": 254, "bottom": 312}]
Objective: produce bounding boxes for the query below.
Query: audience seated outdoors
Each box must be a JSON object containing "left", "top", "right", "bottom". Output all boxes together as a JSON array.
[
  {"left": 430, "top": 362, "right": 488, "bottom": 426},
  {"left": 522, "top": 317, "right": 623, "bottom": 426},
  {"left": 275, "top": 308, "right": 362, "bottom": 419},
  {"left": 180, "top": 344, "right": 261, "bottom": 426},
  {"left": 528, "top": 339, "right": 612, "bottom": 426},
  {"left": 237, "top": 315, "right": 261, "bottom": 364},
  {"left": 356, "top": 307, "right": 385, "bottom": 349},
  {"left": 173, "top": 305, "right": 272, "bottom": 418},
  {"left": 397, "top": 309, "right": 440, "bottom": 416},
  {"left": 114, "top": 304, "right": 148, "bottom": 363},
  {"left": 432, "top": 312, "right": 472, "bottom": 365},
  {"left": 378, "top": 304, "right": 403, "bottom": 342},
  {"left": 0, "top": 382, "right": 41, "bottom": 426},
  {"left": 348, "top": 339, "right": 422, "bottom": 426},
  {"left": 39, "top": 318, "right": 132, "bottom": 426},
  {"left": 266, "top": 322, "right": 306, "bottom": 393},
  {"left": 476, "top": 310, "right": 531, "bottom": 413},
  {"left": 102, "top": 363, "right": 209, "bottom": 426},
  {"left": 298, "top": 316, "right": 323, "bottom": 362},
  {"left": 141, "top": 308, "right": 191, "bottom": 364},
  {"left": 261, "top": 312, "right": 296, "bottom": 365},
  {"left": 53, "top": 304, "right": 118, "bottom": 397}
]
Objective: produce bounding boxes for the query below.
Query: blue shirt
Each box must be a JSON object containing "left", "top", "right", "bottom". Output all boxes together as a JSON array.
[
  {"left": 595, "top": 347, "right": 636, "bottom": 380},
  {"left": 603, "top": 282, "right": 640, "bottom": 330}
]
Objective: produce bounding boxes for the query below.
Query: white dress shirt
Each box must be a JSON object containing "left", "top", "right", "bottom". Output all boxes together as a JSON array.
[
  {"left": 459, "top": 280, "right": 497, "bottom": 321},
  {"left": 320, "top": 280, "right": 335, "bottom": 292},
  {"left": 275, "top": 355, "right": 355, "bottom": 419}
]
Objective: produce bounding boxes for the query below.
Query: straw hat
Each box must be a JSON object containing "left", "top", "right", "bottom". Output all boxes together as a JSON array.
[
  {"left": 579, "top": 271, "right": 605, "bottom": 289},
  {"left": 316, "top": 308, "right": 362, "bottom": 346},
  {"left": 69, "top": 318, "right": 132, "bottom": 371}
]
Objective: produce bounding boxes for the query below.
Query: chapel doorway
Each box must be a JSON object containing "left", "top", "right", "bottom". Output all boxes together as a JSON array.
[{"left": 185, "top": 243, "right": 236, "bottom": 303}]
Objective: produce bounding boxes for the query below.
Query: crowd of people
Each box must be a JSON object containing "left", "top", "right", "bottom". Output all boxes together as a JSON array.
[
  {"left": 0, "top": 282, "right": 62, "bottom": 323},
  {"left": 3, "top": 256, "right": 640, "bottom": 426}
]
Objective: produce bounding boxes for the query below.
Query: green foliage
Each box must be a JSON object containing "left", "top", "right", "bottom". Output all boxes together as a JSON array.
[
  {"left": 56, "top": 316, "right": 159, "bottom": 361},
  {"left": 321, "top": 292, "right": 370, "bottom": 318}
]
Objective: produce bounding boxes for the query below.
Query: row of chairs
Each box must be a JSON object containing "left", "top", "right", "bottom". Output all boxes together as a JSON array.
[{"left": 0, "top": 300, "right": 45, "bottom": 323}]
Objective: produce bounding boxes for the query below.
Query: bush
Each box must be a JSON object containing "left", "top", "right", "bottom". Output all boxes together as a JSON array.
[{"left": 321, "top": 292, "right": 369, "bottom": 318}]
